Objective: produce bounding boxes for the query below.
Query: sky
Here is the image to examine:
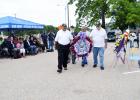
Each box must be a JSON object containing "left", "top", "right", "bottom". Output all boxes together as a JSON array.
[{"left": 0, "top": 0, "right": 76, "bottom": 27}]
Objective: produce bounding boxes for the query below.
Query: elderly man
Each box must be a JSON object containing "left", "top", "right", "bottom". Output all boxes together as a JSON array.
[
  {"left": 90, "top": 22, "right": 107, "bottom": 70},
  {"left": 55, "top": 24, "right": 73, "bottom": 73}
]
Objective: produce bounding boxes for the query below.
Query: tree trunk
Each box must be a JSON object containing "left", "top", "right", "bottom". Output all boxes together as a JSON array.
[{"left": 101, "top": 10, "right": 106, "bottom": 29}]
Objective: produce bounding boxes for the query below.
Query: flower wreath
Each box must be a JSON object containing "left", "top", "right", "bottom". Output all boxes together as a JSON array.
[
  {"left": 114, "top": 34, "right": 126, "bottom": 64},
  {"left": 70, "top": 34, "right": 92, "bottom": 57}
]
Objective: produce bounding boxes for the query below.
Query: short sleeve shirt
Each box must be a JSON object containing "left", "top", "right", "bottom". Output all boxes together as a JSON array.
[
  {"left": 90, "top": 28, "right": 107, "bottom": 47},
  {"left": 55, "top": 30, "right": 73, "bottom": 45}
]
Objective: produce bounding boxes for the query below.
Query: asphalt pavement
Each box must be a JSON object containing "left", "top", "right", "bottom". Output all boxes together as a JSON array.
[{"left": 0, "top": 43, "right": 140, "bottom": 100}]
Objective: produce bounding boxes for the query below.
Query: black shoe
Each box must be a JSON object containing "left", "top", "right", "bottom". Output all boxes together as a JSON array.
[
  {"left": 64, "top": 68, "right": 67, "bottom": 70},
  {"left": 100, "top": 66, "right": 104, "bottom": 70},
  {"left": 57, "top": 69, "right": 62, "bottom": 73},
  {"left": 72, "top": 61, "right": 76, "bottom": 64},
  {"left": 93, "top": 64, "right": 97, "bottom": 68},
  {"left": 81, "top": 64, "right": 85, "bottom": 67}
]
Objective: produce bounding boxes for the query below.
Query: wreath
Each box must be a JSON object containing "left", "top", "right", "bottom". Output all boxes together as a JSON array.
[{"left": 70, "top": 35, "right": 92, "bottom": 57}]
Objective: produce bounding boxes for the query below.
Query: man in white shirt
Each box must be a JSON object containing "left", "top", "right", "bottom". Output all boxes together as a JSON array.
[
  {"left": 55, "top": 24, "right": 73, "bottom": 73},
  {"left": 90, "top": 22, "right": 107, "bottom": 70}
]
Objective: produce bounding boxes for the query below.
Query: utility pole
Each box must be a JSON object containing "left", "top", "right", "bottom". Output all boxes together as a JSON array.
[
  {"left": 14, "top": 13, "right": 16, "bottom": 18},
  {"left": 57, "top": 3, "right": 70, "bottom": 28},
  {"left": 67, "top": 4, "right": 70, "bottom": 29}
]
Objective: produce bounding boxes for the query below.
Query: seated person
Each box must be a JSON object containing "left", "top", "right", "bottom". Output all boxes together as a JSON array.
[
  {"left": 0, "top": 37, "right": 4, "bottom": 51},
  {"left": 34, "top": 37, "right": 45, "bottom": 52},
  {"left": 16, "top": 38, "right": 26, "bottom": 57},
  {"left": 3, "top": 36, "right": 20, "bottom": 58},
  {"left": 0, "top": 37, "right": 10, "bottom": 57},
  {"left": 24, "top": 36, "right": 37, "bottom": 55},
  {"left": 29, "top": 36, "right": 38, "bottom": 55}
]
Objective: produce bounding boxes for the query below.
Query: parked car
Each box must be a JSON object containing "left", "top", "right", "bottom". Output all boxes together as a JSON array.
[{"left": 107, "top": 32, "right": 115, "bottom": 42}]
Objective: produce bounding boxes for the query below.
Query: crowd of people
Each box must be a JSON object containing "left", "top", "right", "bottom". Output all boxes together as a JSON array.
[
  {"left": 0, "top": 23, "right": 140, "bottom": 73},
  {"left": 0, "top": 31, "right": 55, "bottom": 58}
]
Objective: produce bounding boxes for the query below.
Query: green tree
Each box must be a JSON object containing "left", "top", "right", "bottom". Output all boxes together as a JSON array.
[
  {"left": 126, "top": 2, "right": 140, "bottom": 27},
  {"left": 111, "top": 0, "right": 140, "bottom": 31},
  {"left": 111, "top": 0, "right": 130, "bottom": 31},
  {"left": 69, "top": 0, "right": 111, "bottom": 28},
  {"left": 44, "top": 25, "right": 58, "bottom": 33},
  {"left": 69, "top": 0, "right": 140, "bottom": 31}
]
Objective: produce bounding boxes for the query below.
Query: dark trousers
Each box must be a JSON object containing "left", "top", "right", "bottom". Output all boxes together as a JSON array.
[
  {"left": 72, "top": 53, "right": 76, "bottom": 64},
  {"left": 57, "top": 44, "right": 70, "bottom": 70},
  {"left": 43, "top": 41, "right": 48, "bottom": 50},
  {"left": 136, "top": 40, "right": 139, "bottom": 48}
]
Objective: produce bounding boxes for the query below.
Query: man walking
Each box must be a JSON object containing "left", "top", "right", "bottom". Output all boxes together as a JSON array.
[
  {"left": 90, "top": 22, "right": 107, "bottom": 70},
  {"left": 55, "top": 24, "right": 73, "bottom": 73}
]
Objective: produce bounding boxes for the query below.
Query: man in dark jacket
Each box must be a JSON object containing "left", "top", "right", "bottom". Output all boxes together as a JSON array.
[
  {"left": 41, "top": 33, "right": 48, "bottom": 52},
  {"left": 48, "top": 30, "right": 55, "bottom": 52}
]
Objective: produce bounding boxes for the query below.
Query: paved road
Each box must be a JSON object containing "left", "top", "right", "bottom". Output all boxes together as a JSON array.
[{"left": 0, "top": 43, "right": 140, "bottom": 100}]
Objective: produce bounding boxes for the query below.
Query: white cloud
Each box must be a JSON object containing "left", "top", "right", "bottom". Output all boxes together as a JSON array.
[{"left": 0, "top": 0, "right": 76, "bottom": 26}]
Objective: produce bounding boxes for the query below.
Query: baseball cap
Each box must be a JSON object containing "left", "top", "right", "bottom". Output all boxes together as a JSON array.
[
  {"left": 95, "top": 21, "right": 101, "bottom": 27},
  {"left": 62, "top": 24, "right": 67, "bottom": 27}
]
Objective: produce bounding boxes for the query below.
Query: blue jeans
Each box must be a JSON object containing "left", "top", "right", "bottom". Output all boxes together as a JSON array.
[
  {"left": 30, "top": 45, "right": 37, "bottom": 54},
  {"left": 82, "top": 56, "right": 87, "bottom": 65},
  {"left": 48, "top": 40, "right": 54, "bottom": 50},
  {"left": 93, "top": 47, "right": 104, "bottom": 67}
]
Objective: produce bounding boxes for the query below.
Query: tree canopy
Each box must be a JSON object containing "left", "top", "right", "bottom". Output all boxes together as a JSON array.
[
  {"left": 44, "top": 25, "right": 58, "bottom": 33},
  {"left": 111, "top": 0, "right": 140, "bottom": 30},
  {"left": 69, "top": 0, "right": 140, "bottom": 31}
]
